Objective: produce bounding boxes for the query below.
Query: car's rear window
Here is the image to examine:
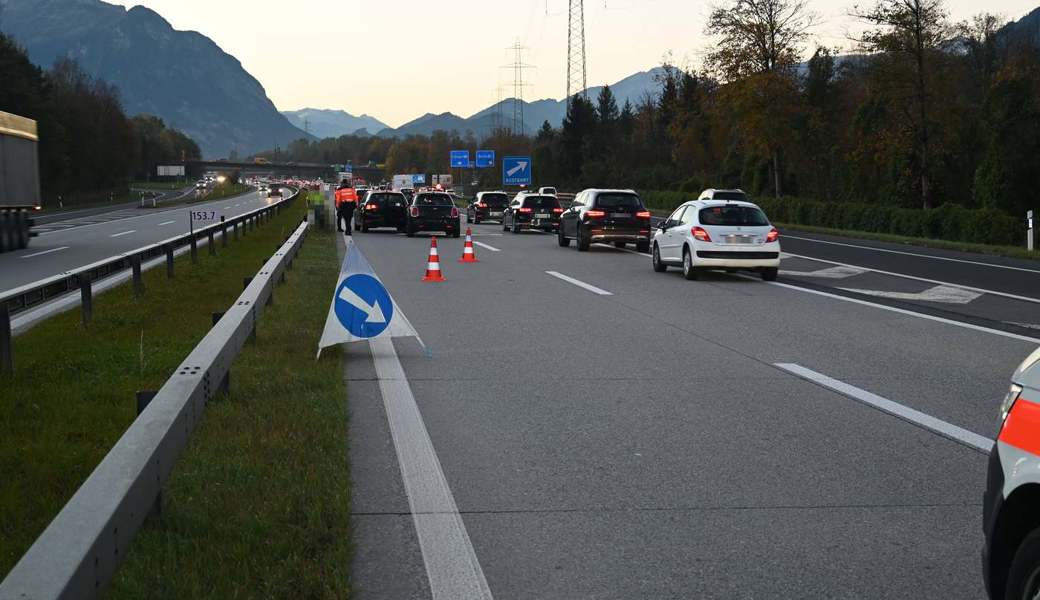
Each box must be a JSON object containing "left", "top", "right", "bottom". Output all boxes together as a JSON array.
[
  {"left": 414, "top": 193, "right": 453, "bottom": 206},
  {"left": 593, "top": 193, "right": 643, "bottom": 210},
  {"left": 699, "top": 205, "right": 770, "bottom": 226},
  {"left": 523, "top": 195, "right": 561, "bottom": 209},
  {"left": 710, "top": 191, "right": 749, "bottom": 201},
  {"left": 368, "top": 193, "right": 403, "bottom": 204},
  {"left": 481, "top": 194, "right": 508, "bottom": 206}
]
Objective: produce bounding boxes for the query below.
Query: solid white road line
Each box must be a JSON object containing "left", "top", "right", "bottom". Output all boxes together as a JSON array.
[
  {"left": 757, "top": 277, "right": 1040, "bottom": 344},
  {"left": 472, "top": 240, "right": 500, "bottom": 252},
  {"left": 783, "top": 251, "right": 1040, "bottom": 304},
  {"left": 545, "top": 271, "right": 613, "bottom": 296},
  {"left": 19, "top": 246, "right": 70, "bottom": 259},
  {"left": 157, "top": 220, "right": 176, "bottom": 226},
  {"left": 775, "top": 363, "right": 992, "bottom": 452},
  {"left": 109, "top": 230, "right": 136, "bottom": 238},
  {"left": 369, "top": 336, "right": 494, "bottom": 600},
  {"left": 783, "top": 234, "right": 1040, "bottom": 274}
]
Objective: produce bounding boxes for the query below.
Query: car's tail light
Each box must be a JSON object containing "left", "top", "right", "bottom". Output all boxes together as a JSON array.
[
  {"left": 366, "top": 203, "right": 378, "bottom": 211},
  {"left": 692, "top": 226, "right": 712, "bottom": 242},
  {"left": 553, "top": 207, "right": 563, "bottom": 214},
  {"left": 478, "top": 202, "right": 487, "bottom": 208},
  {"left": 586, "top": 210, "right": 606, "bottom": 218},
  {"left": 410, "top": 206, "right": 419, "bottom": 217},
  {"left": 451, "top": 207, "right": 459, "bottom": 218},
  {"left": 636, "top": 210, "right": 651, "bottom": 218},
  {"left": 766, "top": 228, "right": 780, "bottom": 243},
  {"left": 519, "top": 207, "right": 533, "bottom": 213}
]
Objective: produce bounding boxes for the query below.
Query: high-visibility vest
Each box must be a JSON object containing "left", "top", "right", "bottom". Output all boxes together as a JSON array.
[{"left": 335, "top": 188, "right": 358, "bottom": 208}]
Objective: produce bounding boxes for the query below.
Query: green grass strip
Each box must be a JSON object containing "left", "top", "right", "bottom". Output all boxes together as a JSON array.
[
  {"left": 107, "top": 197, "right": 351, "bottom": 599},
  {"left": 0, "top": 199, "right": 308, "bottom": 579}
]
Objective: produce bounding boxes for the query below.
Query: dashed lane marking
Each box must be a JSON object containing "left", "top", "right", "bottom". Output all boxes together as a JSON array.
[
  {"left": 19, "top": 246, "right": 70, "bottom": 259},
  {"left": 545, "top": 271, "right": 613, "bottom": 296}
]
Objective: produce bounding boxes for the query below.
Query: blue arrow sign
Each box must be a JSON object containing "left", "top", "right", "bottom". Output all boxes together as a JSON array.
[
  {"left": 450, "top": 150, "right": 471, "bottom": 169},
  {"left": 502, "top": 156, "right": 532, "bottom": 186},
  {"left": 475, "top": 150, "right": 496, "bottom": 168},
  {"left": 334, "top": 274, "right": 394, "bottom": 338}
]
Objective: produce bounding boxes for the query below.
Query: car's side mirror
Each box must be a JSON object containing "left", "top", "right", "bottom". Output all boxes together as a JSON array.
[{"left": 659, "top": 220, "right": 672, "bottom": 231}]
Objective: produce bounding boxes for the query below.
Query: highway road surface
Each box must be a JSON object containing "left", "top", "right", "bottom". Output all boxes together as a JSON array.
[
  {"left": 343, "top": 223, "right": 1039, "bottom": 599},
  {"left": 0, "top": 187, "right": 275, "bottom": 293}
]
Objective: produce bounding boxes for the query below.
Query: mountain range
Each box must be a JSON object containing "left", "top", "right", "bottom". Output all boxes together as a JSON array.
[
  {"left": 0, "top": 0, "right": 311, "bottom": 158},
  {"left": 281, "top": 108, "right": 389, "bottom": 139}
]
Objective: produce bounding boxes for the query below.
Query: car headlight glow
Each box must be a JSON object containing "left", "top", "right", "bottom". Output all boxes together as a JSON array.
[{"left": 1001, "top": 383, "right": 1024, "bottom": 422}]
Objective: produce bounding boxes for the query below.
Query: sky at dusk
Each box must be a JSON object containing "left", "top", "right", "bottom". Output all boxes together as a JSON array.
[{"left": 127, "top": 0, "right": 1040, "bottom": 127}]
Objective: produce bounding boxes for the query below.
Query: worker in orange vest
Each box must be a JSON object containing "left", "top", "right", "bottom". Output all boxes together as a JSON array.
[{"left": 334, "top": 180, "right": 358, "bottom": 234}]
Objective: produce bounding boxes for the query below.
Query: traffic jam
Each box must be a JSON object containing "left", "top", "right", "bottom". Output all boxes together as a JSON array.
[{"left": 325, "top": 169, "right": 1040, "bottom": 599}]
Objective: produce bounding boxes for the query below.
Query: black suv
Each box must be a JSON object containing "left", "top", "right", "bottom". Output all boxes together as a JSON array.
[
  {"left": 355, "top": 191, "right": 408, "bottom": 233},
  {"left": 467, "top": 192, "right": 509, "bottom": 224},
  {"left": 502, "top": 194, "right": 562, "bottom": 233},
  {"left": 558, "top": 189, "right": 652, "bottom": 252},
  {"left": 406, "top": 192, "right": 461, "bottom": 237}
]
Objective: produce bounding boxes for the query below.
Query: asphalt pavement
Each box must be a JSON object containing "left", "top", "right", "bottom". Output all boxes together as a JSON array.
[
  {"left": 0, "top": 188, "right": 276, "bottom": 293},
  {"left": 343, "top": 223, "right": 1039, "bottom": 599}
]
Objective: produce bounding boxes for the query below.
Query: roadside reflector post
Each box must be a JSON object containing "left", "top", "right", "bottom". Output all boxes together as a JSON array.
[
  {"left": 0, "top": 304, "right": 12, "bottom": 375},
  {"left": 207, "top": 229, "right": 216, "bottom": 256},
  {"left": 165, "top": 244, "right": 174, "bottom": 278},
  {"left": 80, "top": 278, "right": 93, "bottom": 325},
  {"left": 131, "top": 254, "right": 144, "bottom": 297},
  {"left": 1028, "top": 210, "right": 1035, "bottom": 252}
]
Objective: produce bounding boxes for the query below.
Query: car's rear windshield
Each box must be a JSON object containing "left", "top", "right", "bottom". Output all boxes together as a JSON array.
[
  {"left": 481, "top": 194, "right": 508, "bottom": 206},
  {"left": 711, "top": 191, "right": 748, "bottom": 201},
  {"left": 699, "top": 205, "right": 770, "bottom": 226},
  {"left": 368, "top": 193, "right": 403, "bottom": 204},
  {"left": 522, "top": 195, "right": 561, "bottom": 209},
  {"left": 414, "top": 193, "right": 453, "bottom": 206},
  {"left": 593, "top": 193, "right": 643, "bottom": 210}
]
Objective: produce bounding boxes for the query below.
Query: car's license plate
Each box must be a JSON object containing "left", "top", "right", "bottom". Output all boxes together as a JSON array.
[
  {"left": 611, "top": 213, "right": 629, "bottom": 218},
  {"left": 490, "top": 212, "right": 502, "bottom": 217},
  {"left": 536, "top": 213, "right": 551, "bottom": 219}
]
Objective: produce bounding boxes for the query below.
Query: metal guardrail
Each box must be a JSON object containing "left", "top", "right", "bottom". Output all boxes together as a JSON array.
[
  {"left": 0, "top": 189, "right": 300, "bottom": 373},
  {"left": 0, "top": 218, "right": 310, "bottom": 600}
]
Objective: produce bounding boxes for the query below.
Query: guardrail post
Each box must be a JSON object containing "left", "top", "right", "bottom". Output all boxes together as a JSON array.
[
  {"left": 131, "top": 255, "right": 143, "bottom": 297},
  {"left": 221, "top": 217, "right": 228, "bottom": 248},
  {"left": 1, "top": 304, "right": 12, "bottom": 375},
  {"left": 208, "top": 229, "right": 216, "bottom": 256},
  {"left": 233, "top": 221, "right": 240, "bottom": 240},
  {"left": 80, "top": 278, "right": 93, "bottom": 325},
  {"left": 165, "top": 244, "right": 174, "bottom": 278},
  {"left": 190, "top": 234, "right": 198, "bottom": 264}
]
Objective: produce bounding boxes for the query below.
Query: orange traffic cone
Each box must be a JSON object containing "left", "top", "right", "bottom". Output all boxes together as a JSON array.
[
  {"left": 422, "top": 236, "right": 446, "bottom": 282},
  {"left": 458, "top": 228, "right": 480, "bottom": 263}
]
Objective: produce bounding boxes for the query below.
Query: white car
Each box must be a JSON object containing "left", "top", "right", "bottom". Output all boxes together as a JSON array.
[
  {"left": 983, "top": 346, "right": 1040, "bottom": 599},
  {"left": 651, "top": 198, "right": 780, "bottom": 281}
]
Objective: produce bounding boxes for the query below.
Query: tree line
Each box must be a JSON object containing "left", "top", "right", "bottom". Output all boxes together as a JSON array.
[{"left": 0, "top": 33, "right": 200, "bottom": 204}]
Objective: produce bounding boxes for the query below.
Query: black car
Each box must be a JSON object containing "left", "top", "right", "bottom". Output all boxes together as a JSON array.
[
  {"left": 558, "top": 189, "right": 652, "bottom": 252},
  {"left": 406, "top": 192, "right": 460, "bottom": 238},
  {"left": 467, "top": 192, "right": 510, "bottom": 224},
  {"left": 502, "top": 194, "right": 562, "bottom": 233},
  {"left": 355, "top": 191, "right": 408, "bottom": 232}
]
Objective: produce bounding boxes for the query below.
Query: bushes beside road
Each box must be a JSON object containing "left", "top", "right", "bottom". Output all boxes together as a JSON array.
[{"left": 640, "top": 191, "right": 1026, "bottom": 248}]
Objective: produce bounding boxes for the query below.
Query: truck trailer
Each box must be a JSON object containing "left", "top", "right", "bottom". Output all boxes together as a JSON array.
[{"left": 0, "top": 111, "right": 41, "bottom": 253}]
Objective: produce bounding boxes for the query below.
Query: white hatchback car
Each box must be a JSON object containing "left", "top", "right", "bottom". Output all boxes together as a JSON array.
[{"left": 651, "top": 199, "right": 781, "bottom": 280}]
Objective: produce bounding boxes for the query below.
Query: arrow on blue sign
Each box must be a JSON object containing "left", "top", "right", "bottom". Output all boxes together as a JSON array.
[
  {"left": 334, "top": 274, "right": 394, "bottom": 339},
  {"left": 502, "top": 156, "right": 532, "bottom": 186}
]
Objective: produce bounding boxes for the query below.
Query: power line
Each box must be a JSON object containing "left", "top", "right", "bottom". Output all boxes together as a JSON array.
[
  {"left": 503, "top": 42, "right": 535, "bottom": 136},
  {"left": 567, "top": 0, "right": 588, "bottom": 103}
]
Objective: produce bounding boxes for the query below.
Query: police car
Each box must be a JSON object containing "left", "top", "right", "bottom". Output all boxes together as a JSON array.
[{"left": 984, "top": 346, "right": 1040, "bottom": 599}]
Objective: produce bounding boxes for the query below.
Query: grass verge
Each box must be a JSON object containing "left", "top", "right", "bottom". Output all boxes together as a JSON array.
[
  {"left": 775, "top": 222, "right": 1039, "bottom": 262},
  {"left": 107, "top": 200, "right": 350, "bottom": 598},
  {"left": 131, "top": 181, "right": 189, "bottom": 191},
  {"left": 0, "top": 198, "right": 307, "bottom": 579}
]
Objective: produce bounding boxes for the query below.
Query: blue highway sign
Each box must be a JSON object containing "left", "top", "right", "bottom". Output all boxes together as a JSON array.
[
  {"left": 502, "top": 156, "right": 532, "bottom": 186},
  {"left": 476, "top": 150, "right": 496, "bottom": 168},
  {"left": 450, "top": 150, "right": 471, "bottom": 168}
]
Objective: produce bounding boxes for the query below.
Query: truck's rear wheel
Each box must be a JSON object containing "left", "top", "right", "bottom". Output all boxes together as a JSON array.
[
  {"left": 0, "top": 213, "right": 12, "bottom": 253},
  {"left": 16, "top": 212, "right": 30, "bottom": 249}
]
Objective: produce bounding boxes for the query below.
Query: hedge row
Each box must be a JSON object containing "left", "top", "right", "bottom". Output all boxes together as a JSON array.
[{"left": 639, "top": 191, "right": 1025, "bottom": 247}]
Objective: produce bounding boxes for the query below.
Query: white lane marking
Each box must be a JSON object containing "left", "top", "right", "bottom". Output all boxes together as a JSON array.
[
  {"left": 782, "top": 265, "right": 867, "bottom": 279},
  {"left": 223, "top": 205, "right": 231, "bottom": 209},
  {"left": 784, "top": 251, "right": 1040, "bottom": 304},
  {"left": 545, "top": 271, "right": 613, "bottom": 296},
  {"left": 1009, "top": 322, "right": 1040, "bottom": 331},
  {"left": 840, "top": 285, "right": 982, "bottom": 305},
  {"left": 775, "top": 363, "right": 992, "bottom": 452},
  {"left": 783, "top": 234, "right": 1040, "bottom": 274},
  {"left": 157, "top": 220, "right": 176, "bottom": 226},
  {"left": 472, "top": 241, "right": 500, "bottom": 252},
  {"left": 109, "top": 230, "right": 136, "bottom": 238},
  {"left": 369, "top": 336, "right": 494, "bottom": 600},
  {"left": 754, "top": 277, "right": 1040, "bottom": 344},
  {"left": 19, "top": 246, "right": 70, "bottom": 259}
]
